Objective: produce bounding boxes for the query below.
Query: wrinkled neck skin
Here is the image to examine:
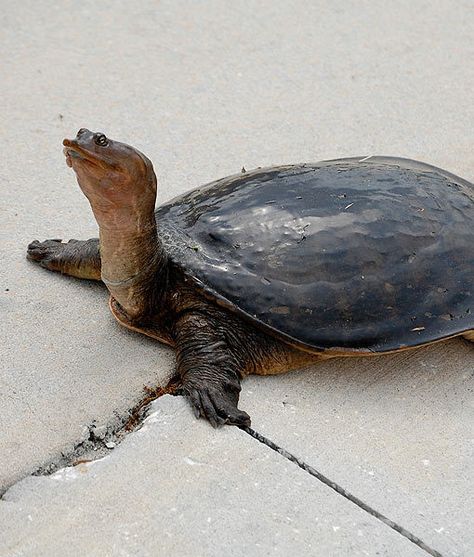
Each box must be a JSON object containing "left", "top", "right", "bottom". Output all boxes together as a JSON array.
[
  {"left": 99, "top": 217, "right": 168, "bottom": 322},
  {"left": 84, "top": 177, "right": 168, "bottom": 323}
]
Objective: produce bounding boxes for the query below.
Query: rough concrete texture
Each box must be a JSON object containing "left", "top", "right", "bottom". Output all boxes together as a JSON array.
[
  {"left": 0, "top": 396, "right": 426, "bottom": 557},
  {"left": 241, "top": 340, "right": 474, "bottom": 557},
  {"left": 1, "top": 0, "right": 473, "bottom": 555}
]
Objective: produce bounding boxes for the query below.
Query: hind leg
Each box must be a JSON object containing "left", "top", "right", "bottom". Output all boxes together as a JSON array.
[
  {"left": 27, "top": 238, "right": 101, "bottom": 280},
  {"left": 463, "top": 331, "right": 474, "bottom": 343}
]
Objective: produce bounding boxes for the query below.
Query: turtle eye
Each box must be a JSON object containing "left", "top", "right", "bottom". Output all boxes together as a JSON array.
[{"left": 94, "top": 133, "right": 108, "bottom": 146}]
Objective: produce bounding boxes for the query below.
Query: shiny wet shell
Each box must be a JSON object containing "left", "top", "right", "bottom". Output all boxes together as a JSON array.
[{"left": 155, "top": 156, "right": 474, "bottom": 353}]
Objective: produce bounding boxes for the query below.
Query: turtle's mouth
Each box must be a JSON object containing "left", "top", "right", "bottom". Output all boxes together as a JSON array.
[
  {"left": 63, "top": 147, "right": 83, "bottom": 168},
  {"left": 62, "top": 139, "right": 103, "bottom": 170}
]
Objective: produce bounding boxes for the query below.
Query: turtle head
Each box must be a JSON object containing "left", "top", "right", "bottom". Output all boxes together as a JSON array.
[{"left": 63, "top": 128, "right": 157, "bottom": 228}]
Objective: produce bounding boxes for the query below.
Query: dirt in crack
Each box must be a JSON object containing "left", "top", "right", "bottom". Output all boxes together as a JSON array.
[
  {"left": 25, "top": 377, "right": 182, "bottom": 480},
  {"left": 122, "top": 375, "right": 181, "bottom": 432}
]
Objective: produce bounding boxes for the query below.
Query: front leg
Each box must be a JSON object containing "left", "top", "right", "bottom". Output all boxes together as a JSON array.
[
  {"left": 174, "top": 310, "right": 251, "bottom": 428},
  {"left": 27, "top": 238, "right": 101, "bottom": 280}
]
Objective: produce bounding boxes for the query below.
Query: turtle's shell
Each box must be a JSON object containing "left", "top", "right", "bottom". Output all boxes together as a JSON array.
[{"left": 156, "top": 157, "right": 474, "bottom": 353}]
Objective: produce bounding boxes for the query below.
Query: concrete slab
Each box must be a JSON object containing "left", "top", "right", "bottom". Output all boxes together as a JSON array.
[
  {"left": 240, "top": 339, "right": 474, "bottom": 557},
  {"left": 1, "top": 2, "right": 473, "bottom": 550},
  {"left": 0, "top": 396, "right": 426, "bottom": 557},
  {"left": 1, "top": 238, "right": 175, "bottom": 491}
]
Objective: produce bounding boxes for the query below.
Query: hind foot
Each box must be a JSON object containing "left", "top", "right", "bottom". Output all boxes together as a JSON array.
[{"left": 27, "top": 238, "right": 101, "bottom": 280}]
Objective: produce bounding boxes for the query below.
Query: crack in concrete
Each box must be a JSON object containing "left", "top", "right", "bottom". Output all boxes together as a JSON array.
[
  {"left": 0, "top": 393, "right": 449, "bottom": 557},
  {"left": 30, "top": 389, "right": 177, "bottom": 478},
  {"left": 0, "top": 421, "right": 122, "bottom": 499},
  {"left": 0, "top": 388, "right": 172, "bottom": 499},
  {"left": 242, "top": 426, "right": 444, "bottom": 557}
]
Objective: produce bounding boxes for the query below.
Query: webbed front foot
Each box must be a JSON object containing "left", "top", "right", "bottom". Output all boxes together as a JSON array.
[
  {"left": 27, "top": 239, "right": 71, "bottom": 271},
  {"left": 27, "top": 238, "right": 101, "bottom": 280},
  {"left": 175, "top": 311, "right": 253, "bottom": 428},
  {"left": 184, "top": 378, "right": 251, "bottom": 428}
]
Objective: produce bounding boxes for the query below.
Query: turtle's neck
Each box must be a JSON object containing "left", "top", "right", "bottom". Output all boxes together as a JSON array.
[{"left": 98, "top": 213, "right": 168, "bottom": 321}]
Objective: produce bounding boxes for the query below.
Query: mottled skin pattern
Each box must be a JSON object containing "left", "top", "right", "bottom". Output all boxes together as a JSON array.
[{"left": 27, "top": 130, "right": 473, "bottom": 426}]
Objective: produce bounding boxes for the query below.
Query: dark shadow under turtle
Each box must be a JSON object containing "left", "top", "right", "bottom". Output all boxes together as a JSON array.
[{"left": 27, "top": 129, "right": 474, "bottom": 427}]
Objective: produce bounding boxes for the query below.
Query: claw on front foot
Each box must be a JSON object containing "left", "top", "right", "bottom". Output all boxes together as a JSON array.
[
  {"left": 185, "top": 384, "right": 251, "bottom": 428},
  {"left": 26, "top": 239, "right": 65, "bottom": 270}
]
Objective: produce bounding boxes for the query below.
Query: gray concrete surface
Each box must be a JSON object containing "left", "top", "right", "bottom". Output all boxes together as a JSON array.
[
  {"left": 1, "top": 0, "right": 473, "bottom": 555},
  {"left": 241, "top": 340, "right": 474, "bottom": 557},
  {"left": 0, "top": 396, "right": 426, "bottom": 557}
]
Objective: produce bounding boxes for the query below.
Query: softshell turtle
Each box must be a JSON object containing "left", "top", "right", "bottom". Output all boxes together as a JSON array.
[{"left": 27, "top": 129, "right": 474, "bottom": 426}]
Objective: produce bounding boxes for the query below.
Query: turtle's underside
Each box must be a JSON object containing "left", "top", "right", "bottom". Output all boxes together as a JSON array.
[{"left": 27, "top": 129, "right": 474, "bottom": 426}]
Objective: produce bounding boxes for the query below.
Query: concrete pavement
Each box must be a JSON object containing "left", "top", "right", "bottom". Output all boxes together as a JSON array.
[
  {"left": 0, "top": 397, "right": 427, "bottom": 557},
  {"left": 241, "top": 340, "right": 474, "bottom": 556},
  {"left": 1, "top": 0, "right": 473, "bottom": 555}
]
